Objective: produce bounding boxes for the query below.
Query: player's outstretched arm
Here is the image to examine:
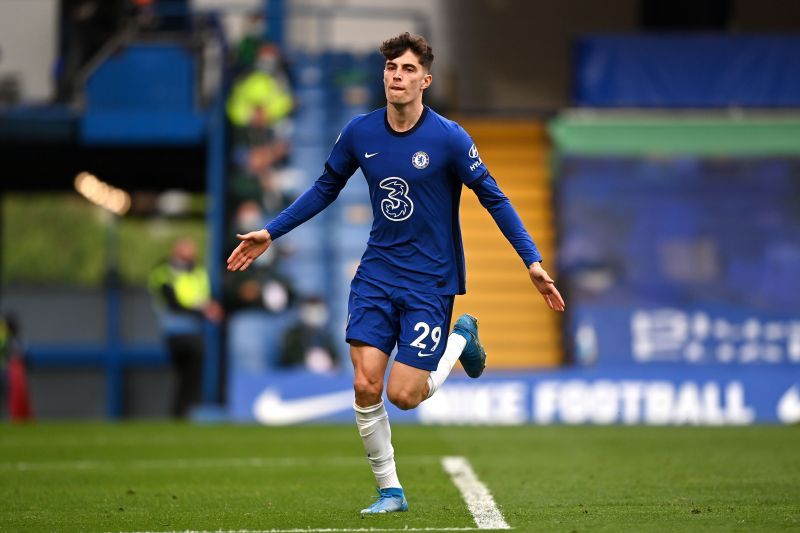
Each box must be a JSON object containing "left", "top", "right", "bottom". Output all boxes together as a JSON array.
[
  {"left": 528, "top": 262, "right": 565, "bottom": 312},
  {"left": 226, "top": 229, "right": 272, "bottom": 272}
]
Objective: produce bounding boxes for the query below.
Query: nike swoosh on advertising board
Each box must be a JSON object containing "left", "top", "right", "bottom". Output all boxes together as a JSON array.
[
  {"left": 777, "top": 385, "right": 800, "bottom": 424},
  {"left": 253, "top": 388, "right": 355, "bottom": 425}
]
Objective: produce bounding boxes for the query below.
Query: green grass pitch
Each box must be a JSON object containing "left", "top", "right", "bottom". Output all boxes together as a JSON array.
[{"left": 1, "top": 423, "right": 798, "bottom": 532}]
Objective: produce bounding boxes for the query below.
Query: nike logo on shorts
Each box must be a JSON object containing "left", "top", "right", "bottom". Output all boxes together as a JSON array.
[
  {"left": 417, "top": 351, "right": 435, "bottom": 357},
  {"left": 365, "top": 152, "right": 379, "bottom": 159}
]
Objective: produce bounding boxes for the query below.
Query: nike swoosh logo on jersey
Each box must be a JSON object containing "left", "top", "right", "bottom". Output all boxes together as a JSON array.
[{"left": 365, "top": 152, "right": 379, "bottom": 158}]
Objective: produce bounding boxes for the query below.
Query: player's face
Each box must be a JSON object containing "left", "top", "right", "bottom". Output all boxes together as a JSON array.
[{"left": 383, "top": 49, "right": 431, "bottom": 106}]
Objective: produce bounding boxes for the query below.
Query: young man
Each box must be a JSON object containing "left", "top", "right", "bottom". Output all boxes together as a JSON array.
[{"left": 227, "top": 32, "right": 565, "bottom": 514}]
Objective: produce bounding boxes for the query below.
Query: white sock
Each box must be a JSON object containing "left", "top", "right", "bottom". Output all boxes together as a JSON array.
[
  {"left": 354, "top": 401, "right": 401, "bottom": 489},
  {"left": 426, "top": 333, "right": 467, "bottom": 399}
]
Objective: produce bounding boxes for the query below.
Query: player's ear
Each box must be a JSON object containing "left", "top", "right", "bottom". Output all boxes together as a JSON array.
[{"left": 422, "top": 73, "right": 432, "bottom": 90}]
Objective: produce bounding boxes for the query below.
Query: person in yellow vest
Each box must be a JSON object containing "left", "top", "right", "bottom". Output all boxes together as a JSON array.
[
  {"left": 226, "top": 43, "right": 294, "bottom": 129},
  {"left": 149, "top": 238, "right": 222, "bottom": 418}
]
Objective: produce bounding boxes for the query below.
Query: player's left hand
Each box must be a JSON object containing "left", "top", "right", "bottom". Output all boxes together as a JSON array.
[
  {"left": 226, "top": 229, "right": 272, "bottom": 272},
  {"left": 528, "top": 262, "right": 565, "bottom": 312}
]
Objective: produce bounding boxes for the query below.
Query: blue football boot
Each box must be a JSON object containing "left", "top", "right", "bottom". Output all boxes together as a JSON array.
[
  {"left": 360, "top": 487, "right": 409, "bottom": 514},
  {"left": 453, "top": 313, "right": 487, "bottom": 378}
]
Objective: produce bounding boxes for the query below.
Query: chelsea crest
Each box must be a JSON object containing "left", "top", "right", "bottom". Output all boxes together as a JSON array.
[{"left": 411, "top": 151, "right": 429, "bottom": 169}]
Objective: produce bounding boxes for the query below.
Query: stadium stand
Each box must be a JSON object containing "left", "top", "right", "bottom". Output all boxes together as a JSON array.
[{"left": 453, "top": 120, "right": 562, "bottom": 367}]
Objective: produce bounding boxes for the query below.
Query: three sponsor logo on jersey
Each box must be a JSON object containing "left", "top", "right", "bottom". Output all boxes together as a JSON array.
[
  {"left": 371, "top": 145, "right": 480, "bottom": 222},
  {"left": 368, "top": 150, "right": 429, "bottom": 221},
  {"left": 379, "top": 177, "right": 414, "bottom": 221}
]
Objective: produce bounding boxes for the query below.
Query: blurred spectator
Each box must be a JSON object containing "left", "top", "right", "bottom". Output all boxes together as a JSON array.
[
  {"left": 224, "top": 34, "right": 302, "bottom": 375},
  {"left": 224, "top": 266, "right": 295, "bottom": 314},
  {"left": 148, "top": 237, "right": 222, "bottom": 418},
  {"left": 277, "top": 297, "right": 339, "bottom": 373},
  {"left": 223, "top": 248, "right": 296, "bottom": 315},
  {"left": 222, "top": 245, "right": 296, "bottom": 374},
  {"left": 232, "top": 14, "right": 266, "bottom": 75},
  {"left": 226, "top": 43, "right": 294, "bottom": 131},
  {"left": 224, "top": 202, "right": 296, "bottom": 313},
  {"left": 260, "top": 170, "right": 295, "bottom": 218},
  {"left": 232, "top": 200, "right": 265, "bottom": 234},
  {"left": 228, "top": 146, "right": 295, "bottom": 207},
  {"left": 1, "top": 316, "right": 14, "bottom": 418},
  {"left": 0, "top": 314, "right": 32, "bottom": 421}
]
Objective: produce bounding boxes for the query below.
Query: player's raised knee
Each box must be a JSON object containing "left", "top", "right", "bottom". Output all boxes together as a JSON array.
[{"left": 387, "top": 388, "right": 422, "bottom": 411}]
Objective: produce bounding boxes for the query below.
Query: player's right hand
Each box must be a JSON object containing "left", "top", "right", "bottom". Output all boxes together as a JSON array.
[
  {"left": 528, "top": 262, "right": 566, "bottom": 312},
  {"left": 226, "top": 229, "right": 272, "bottom": 272}
]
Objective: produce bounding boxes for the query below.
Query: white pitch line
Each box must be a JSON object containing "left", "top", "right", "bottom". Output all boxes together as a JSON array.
[
  {"left": 2, "top": 457, "right": 356, "bottom": 471},
  {"left": 116, "top": 529, "right": 485, "bottom": 533},
  {"left": 441, "top": 456, "right": 511, "bottom": 530},
  {"left": 2, "top": 455, "right": 444, "bottom": 472}
]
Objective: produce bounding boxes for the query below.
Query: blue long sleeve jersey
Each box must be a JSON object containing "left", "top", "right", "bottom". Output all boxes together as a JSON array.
[{"left": 266, "top": 106, "right": 542, "bottom": 295}]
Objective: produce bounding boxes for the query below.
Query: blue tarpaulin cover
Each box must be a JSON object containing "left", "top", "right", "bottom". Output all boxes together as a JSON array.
[
  {"left": 575, "top": 35, "right": 800, "bottom": 107},
  {"left": 557, "top": 156, "right": 800, "bottom": 367}
]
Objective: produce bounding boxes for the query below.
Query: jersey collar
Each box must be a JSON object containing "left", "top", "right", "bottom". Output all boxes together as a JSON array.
[{"left": 384, "top": 105, "right": 429, "bottom": 137}]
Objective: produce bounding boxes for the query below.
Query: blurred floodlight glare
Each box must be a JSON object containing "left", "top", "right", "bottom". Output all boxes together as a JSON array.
[{"left": 74, "top": 171, "right": 131, "bottom": 215}]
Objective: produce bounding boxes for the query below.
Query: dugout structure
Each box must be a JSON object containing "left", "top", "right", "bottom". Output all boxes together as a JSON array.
[{"left": 0, "top": 17, "right": 229, "bottom": 418}]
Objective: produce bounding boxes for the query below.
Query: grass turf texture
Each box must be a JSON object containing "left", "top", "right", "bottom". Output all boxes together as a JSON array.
[{"left": 0, "top": 423, "right": 798, "bottom": 532}]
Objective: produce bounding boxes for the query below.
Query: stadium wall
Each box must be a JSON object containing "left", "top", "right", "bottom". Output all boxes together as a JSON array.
[
  {"left": 0, "top": 0, "right": 58, "bottom": 102},
  {"left": 229, "top": 368, "right": 799, "bottom": 425}
]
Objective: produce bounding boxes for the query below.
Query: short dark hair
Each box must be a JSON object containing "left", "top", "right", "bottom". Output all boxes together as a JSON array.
[{"left": 379, "top": 32, "right": 434, "bottom": 71}]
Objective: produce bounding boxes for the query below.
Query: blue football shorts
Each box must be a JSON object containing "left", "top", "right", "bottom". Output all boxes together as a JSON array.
[{"left": 345, "top": 274, "right": 455, "bottom": 372}]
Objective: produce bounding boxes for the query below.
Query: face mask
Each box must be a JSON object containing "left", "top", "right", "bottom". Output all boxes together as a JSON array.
[
  {"left": 236, "top": 212, "right": 262, "bottom": 233},
  {"left": 261, "top": 280, "right": 288, "bottom": 312},
  {"left": 253, "top": 245, "right": 277, "bottom": 267},
  {"left": 171, "top": 258, "right": 195, "bottom": 271},
  {"left": 256, "top": 56, "right": 278, "bottom": 74},
  {"left": 305, "top": 347, "right": 334, "bottom": 373},
  {"left": 299, "top": 304, "right": 328, "bottom": 328}
]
